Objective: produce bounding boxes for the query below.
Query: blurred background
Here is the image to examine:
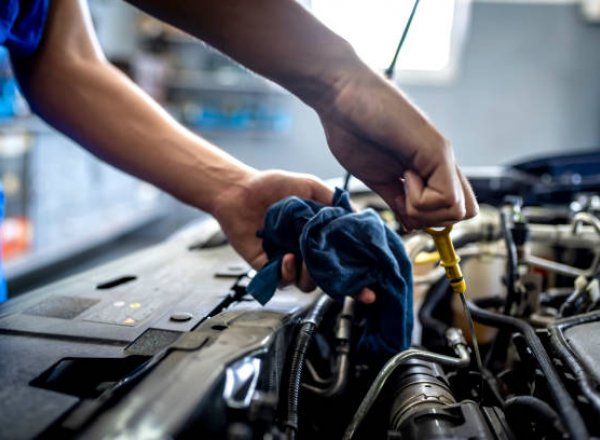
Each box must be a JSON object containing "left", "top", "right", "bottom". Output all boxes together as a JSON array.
[{"left": 0, "top": 0, "right": 599, "bottom": 297}]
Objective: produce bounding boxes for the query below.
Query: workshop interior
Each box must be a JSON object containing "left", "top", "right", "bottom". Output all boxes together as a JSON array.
[{"left": 2, "top": 0, "right": 600, "bottom": 439}]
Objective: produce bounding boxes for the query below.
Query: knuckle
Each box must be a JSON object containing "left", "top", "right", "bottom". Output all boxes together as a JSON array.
[
  {"left": 448, "top": 204, "right": 467, "bottom": 222},
  {"left": 411, "top": 198, "right": 429, "bottom": 211},
  {"left": 448, "top": 191, "right": 462, "bottom": 208},
  {"left": 466, "top": 204, "right": 479, "bottom": 219}
]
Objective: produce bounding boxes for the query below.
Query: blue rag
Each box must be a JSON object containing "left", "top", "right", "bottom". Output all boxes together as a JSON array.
[{"left": 247, "top": 188, "right": 413, "bottom": 358}]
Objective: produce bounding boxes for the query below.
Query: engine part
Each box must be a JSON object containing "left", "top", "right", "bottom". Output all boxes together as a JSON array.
[
  {"left": 343, "top": 328, "right": 470, "bottom": 440},
  {"left": 3, "top": 167, "right": 600, "bottom": 440},
  {"left": 425, "top": 226, "right": 484, "bottom": 395},
  {"left": 419, "top": 276, "right": 453, "bottom": 350},
  {"left": 500, "top": 207, "right": 521, "bottom": 316},
  {"left": 572, "top": 211, "right": 600, "bottom": 237},
  {"left": 559, "top": 275, "right": 597, "bottom": 317},
  {"left": 570, "top": 212, "right": 600, "bottom": 278},
  {"left": 468, "top": 301, "right": 588, "bottom": 440},
  {"left": 390, "top": 400, "right": 496, "bottom": 440},
  {"left": 283, "top": 294, "right": 334, "bottom": 440},
  {"left": 387, "top": 360, "right": 499, "bottom": 439},
  {"left": 525, "top": 254, "right": 587, "bottom": 278},
  {"left": 388, "top": 360, "right": 455, "bottom": 430},
  {"left": 549, "top": 311, "right": 600, "bottom": 415},
  {"left": 304, "top": 296, "right": 354, "bottom": 397},
  {"left": 503, "top": 396, "right": 565, "bottom": 439}
]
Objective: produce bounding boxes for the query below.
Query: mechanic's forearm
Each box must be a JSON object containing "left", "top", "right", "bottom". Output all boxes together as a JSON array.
[
  {"left": 126, "top": 0, "right": 363, "bottom": 110},
  {"left": 10, "top": 0, "right": 254, "bottom": 216},
  {"left": 18, "top": 59, "right": 254, "bottom": 213},
  {"left": 124, "top": 0, "right": 443, "bottom": 154}
]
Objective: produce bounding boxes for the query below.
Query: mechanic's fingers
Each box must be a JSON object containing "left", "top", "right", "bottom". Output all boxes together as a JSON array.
[
  {"left": 353, "top": 288, "right": 376, "bottom": 304},
  {"left": 405, "top": 169, "right": 463, "bottom": 212},
  {"left": 399, "top": 197, "right": 469, "bottom": 227},
  {"left": 307, "top": 178, "right": 335, "bottom": 205},
  {"left": 280, "top": 253, "right": 297, "bottom": 284},
  {"left": 456, "top": 166, "right": 479, "bottom": 219},
  {"left": 282, "top": 254, "right": 375, "bottom": 300},
  {"left": 280, "top": 254, "right": 317, "bottom": 292},
  {"left": 399, "top": 169, "right": 468, "bottom": 228},
  {"left": 298, "top": 261, "right": 317, "bottom": 292}
]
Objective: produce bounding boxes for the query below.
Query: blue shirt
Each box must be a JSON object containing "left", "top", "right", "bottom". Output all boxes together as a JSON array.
[
  {"left": 0, "top": 0, "right": 48, "bottom": 56},
  {"left": 0, "top": 0, "right": 47, "bottom": 301}
]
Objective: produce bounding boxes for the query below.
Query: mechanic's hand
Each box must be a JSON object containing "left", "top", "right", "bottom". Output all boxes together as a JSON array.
[
  {"left": 212, "top": 170, "right": 376, "bottom": 304},
  {"left": 318, "top": 67, "right": 478, "bottom": 230}
]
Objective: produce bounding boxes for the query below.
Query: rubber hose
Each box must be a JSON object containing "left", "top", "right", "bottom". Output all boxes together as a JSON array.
[
  {"left": 419, "top": 276, "right": 452, "bottom": 348},
  {"left": 468, "top": 302, "right": 588, "bottom": 440},
  {"left": 500, "top": 210, "right": 519, "bottom": 315},
  {"left": 285, "top": 295, "right": 333, "bottom": 439},
  {"left": 504, "top": 396, "right": 565, "bottom": 437}
]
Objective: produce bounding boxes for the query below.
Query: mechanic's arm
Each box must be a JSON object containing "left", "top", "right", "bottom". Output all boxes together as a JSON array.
[
  {"left": 10, "top": 0, "right": 347, "bottom": 296},
  {"left": 12, "top": 0, "right": 253, "bottom": 214},
  {"left": 128, "top": 0, "right": 478, "bottom": 228}
]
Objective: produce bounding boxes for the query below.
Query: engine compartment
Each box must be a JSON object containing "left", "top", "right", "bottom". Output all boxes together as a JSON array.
[{"left": 1, "top": 151, "right": 600, "bottom": 439}]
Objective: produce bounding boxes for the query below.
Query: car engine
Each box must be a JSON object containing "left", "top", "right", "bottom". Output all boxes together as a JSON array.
[{"left": 1, "top": 150, "right": 599, "bottom": 439}]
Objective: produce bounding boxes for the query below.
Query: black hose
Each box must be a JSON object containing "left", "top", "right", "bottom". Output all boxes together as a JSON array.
[
  {"left": 504, "top": 396, "right": 565, "bottom": 438},
  {"left": 559, "top": 284, "right": 590, "bottom": 318},
  {"left": 540, "top": 291, "right": 570, "bottom": 309},
  {"left": 284, "top": 295, "right": 334, "bottom": 439},
  {"left": 549, "top": 322, "right": 600, "bottom": 415},
  {"left": 483, "top": 211, "right": 522, "bottom": 369},
  {"left": 473, "top": 296, "right": 504, "bottom": 309},
  {"left": 467, "top": 301, "right": 589, "bottom": 440},
  {"left": 419, "top": 276, "right": 452, "bottom": 349},
  {"left": 500, "top": 210, "right": 519, "bottom": 315}
]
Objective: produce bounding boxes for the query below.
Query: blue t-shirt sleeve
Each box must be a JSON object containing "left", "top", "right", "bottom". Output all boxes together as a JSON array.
[{"left": 0, "top": 0, "right": 49, "bottom": 57}]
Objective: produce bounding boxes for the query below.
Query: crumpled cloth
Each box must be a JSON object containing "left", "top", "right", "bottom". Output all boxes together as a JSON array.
[{"left": 247, "top": 188, "right": 413, "bottom": 358}]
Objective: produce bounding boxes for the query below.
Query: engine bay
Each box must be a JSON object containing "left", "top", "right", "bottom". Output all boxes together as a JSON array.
[{"left": 1, "top": 151, "right": 600, "bottom": 439}]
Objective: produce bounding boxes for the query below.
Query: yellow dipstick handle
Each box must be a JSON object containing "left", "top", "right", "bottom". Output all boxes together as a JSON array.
[
  {"left": 425, "top": 225, "right": 485, "bottom": 399},
  {"left": 425, "top": 226, "right": 466, "bottom": 294}
]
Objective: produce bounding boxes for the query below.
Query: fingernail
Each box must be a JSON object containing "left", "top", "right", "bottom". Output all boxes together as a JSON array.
[{"left": 368, "top": 292, "right": 376, "bottom": 303}]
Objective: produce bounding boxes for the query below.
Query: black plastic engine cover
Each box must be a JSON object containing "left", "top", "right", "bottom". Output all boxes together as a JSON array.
[{"left": 0, "top": 219, "right": 315, "bottom": 439}]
